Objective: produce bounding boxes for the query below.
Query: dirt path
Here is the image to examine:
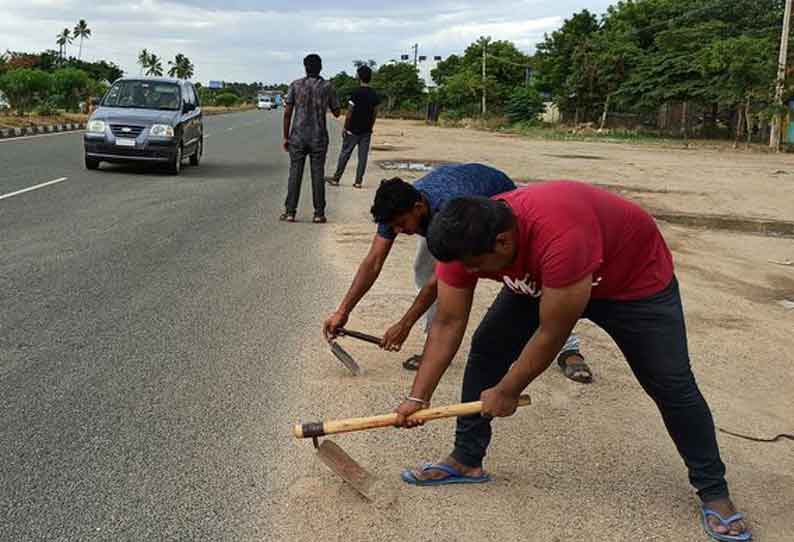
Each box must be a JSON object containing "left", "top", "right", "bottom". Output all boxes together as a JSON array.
[{"left": 271, "top": 120, "right": 793, "bottom": 542}]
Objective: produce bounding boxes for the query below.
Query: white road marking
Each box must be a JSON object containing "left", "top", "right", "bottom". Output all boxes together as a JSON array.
[
  {"left": 0, "top": 130, "right": 85, "bottom": 144},
  {"left": 0, "top": 177, "right": 69, "bottom": 201}
]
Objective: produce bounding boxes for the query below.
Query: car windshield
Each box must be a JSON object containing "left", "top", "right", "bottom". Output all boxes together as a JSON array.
[{"left": 102, "top": 81, "right": 181, "bottom": 110}]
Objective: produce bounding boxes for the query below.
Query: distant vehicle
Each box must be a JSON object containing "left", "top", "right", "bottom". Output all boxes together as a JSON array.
[
  {"left": 257, "top": 96, "right": 274, "bottom": 110},
  {"left": 83, "top": 77, "right": 203, "bottom": 175}
]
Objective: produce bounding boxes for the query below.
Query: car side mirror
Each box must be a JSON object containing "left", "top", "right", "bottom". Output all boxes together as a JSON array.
[{"left": 183, "top": 102, "right": 195, "bottom": 113}]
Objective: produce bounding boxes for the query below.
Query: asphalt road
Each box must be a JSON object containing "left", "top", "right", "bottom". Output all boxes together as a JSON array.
[{"left": 0, "top": 110, "right": 344, "bottom": 541}]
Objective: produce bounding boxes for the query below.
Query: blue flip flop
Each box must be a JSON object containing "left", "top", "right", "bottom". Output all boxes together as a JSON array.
[
  {"left": 401, "top": 462, "right": 491, "bottom": 486},
  {"left": 702, "top": 507, "right": 752, "bottom": 541}
]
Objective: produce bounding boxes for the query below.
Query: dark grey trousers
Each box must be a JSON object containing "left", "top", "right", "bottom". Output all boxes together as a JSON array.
[
  {"left": 332, "top": 131, "right": 372, "bottom": 185},
  {"left": 285, "top": 140, "right": 327, "bottom": 216}
]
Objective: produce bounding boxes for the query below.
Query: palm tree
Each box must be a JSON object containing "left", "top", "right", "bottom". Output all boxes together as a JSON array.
[
  {"left": 168, "top": 54, "right": 194, "bottom": 79},
  {"left": 56, "top": 28, "right": 72, "bottom": 64},
  {"left": 73, "top": 20, "right": 91, "bottom": 60},
  {"left": 137, "top": 49, "right": 152, "bottom": 76},
  {"left": 146, "top": 54, "right": 163, "bottom": 77}
]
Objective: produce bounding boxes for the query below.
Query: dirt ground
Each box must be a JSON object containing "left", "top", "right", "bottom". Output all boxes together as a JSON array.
[{"left": 272, "top": 120, "right": 793, "bottom": 541}]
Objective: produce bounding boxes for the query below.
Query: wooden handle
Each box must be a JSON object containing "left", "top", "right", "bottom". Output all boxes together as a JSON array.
[
  {"left": 293, "top": 394, "right": 531, "bottom": 439},
  {"left": 339, "top": 328, "right": 381, "bottom": 345}
]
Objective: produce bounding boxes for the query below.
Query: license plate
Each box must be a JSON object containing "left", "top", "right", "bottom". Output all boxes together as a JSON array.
[{"left": 116, "top": 138, "right": 136, "bottom": 147}]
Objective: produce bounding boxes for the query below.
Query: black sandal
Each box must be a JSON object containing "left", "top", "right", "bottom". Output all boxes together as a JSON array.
[
  {"left": 325, "top": 177, "right": 340, "bottom": 186},
  {"left": 402, "top": 354, "right": 422, "bottom": 371},
  {"left": 353, "top": 182, "right": 362, "bottom": 189},
  {"left": 313, "top": 215, "right": 327, "bottom": 224},
  {"left": 279, "top": 212, "right": 296, "bottom": 222},
  {"left": 557, "top": 350, "right": 593, "bottom": 383}
]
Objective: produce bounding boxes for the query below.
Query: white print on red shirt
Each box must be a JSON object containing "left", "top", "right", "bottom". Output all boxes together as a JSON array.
[
  {"left": 502, "top": 274, "right": 541, "bottom": 297},
  {"left": 502, "top": 273, "right": 604, "bottom": 297}
]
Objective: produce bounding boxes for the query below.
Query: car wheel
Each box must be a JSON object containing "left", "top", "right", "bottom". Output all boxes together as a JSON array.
[
  {"left": 85, "top": 156, "right": 100, "bottom": 170},
  {"left": 190, "top": 138, "right": 202, "bottom": 166},
  {"left": 168, "top": 144, "right": 182, "bottom": 175}
]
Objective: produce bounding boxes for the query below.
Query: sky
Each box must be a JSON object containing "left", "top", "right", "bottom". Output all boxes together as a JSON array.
[{"left": 0, "top": 0, "right": 617, "bottom": 85}]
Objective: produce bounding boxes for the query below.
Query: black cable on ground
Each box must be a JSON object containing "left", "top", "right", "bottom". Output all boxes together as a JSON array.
[{"left": 718, "top": 428, "right": 794, "bottom": 443}]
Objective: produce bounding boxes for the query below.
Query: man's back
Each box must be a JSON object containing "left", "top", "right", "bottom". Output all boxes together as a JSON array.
[
  {"left": 348, "top": 86, "right": 380, "bottom": 135},
  {"left": 286, "top": 76, "right": 339, "bottom": 145}
]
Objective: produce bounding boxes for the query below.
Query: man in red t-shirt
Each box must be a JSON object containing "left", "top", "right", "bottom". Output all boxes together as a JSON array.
[{"left": 394, "top": 181, "right": 749, "bottom": 541}]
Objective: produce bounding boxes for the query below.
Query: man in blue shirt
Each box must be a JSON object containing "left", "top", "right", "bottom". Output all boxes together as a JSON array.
[{"left": 323, "top": 163, "right": 592, "bottom": 379}]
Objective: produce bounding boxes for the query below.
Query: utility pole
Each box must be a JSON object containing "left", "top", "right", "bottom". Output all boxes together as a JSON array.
[
  {"left": 481, "top": 38, "right": 488, "bottom": 116},
  {"left": 770, "top": 0, "right": 792, "bottom": 150},
  {"left": 412, "top": 43, "right": 419, "bottom": 67}
]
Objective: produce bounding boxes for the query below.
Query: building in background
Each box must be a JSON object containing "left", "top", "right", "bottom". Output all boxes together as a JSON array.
[{"left": 388, "top": 52, "right": 443, "bottom": 91}]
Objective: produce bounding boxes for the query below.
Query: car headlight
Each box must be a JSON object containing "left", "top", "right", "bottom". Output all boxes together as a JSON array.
[
  {"left": 150, "top": 124, "right": 174, "bottom": 137},
  {"left": 87, "top": 120, "right": 105, "bottom": 133}
]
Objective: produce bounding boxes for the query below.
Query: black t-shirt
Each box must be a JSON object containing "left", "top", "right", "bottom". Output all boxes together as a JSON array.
[{"left": 347, "top": 86, "right": 380, "bottom": 135}]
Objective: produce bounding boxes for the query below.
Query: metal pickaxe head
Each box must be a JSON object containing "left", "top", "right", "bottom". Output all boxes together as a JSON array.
[{"left": 329, "top": 341, "right": 361, "bottom": 375}]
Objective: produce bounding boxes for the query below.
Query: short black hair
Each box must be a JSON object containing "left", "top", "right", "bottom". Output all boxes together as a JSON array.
[
  {"left": 427, "top": 197, "right": 515, "bottom": 262},
  {"left": 371, "top": 178, "right": 422, "bottom": 224},
  {"left": 304, "top": 54, "right": 322, "bottom": 76},
  {"left": 357, "top": 65, "right": 372, "bottom": 83}
]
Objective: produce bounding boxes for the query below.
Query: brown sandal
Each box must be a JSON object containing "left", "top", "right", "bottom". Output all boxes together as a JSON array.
[
  {"left": 313, "top": 215, "right": 327, "bottom": 224},
  {"left": 279, "top": 212, "right": 296, "bottom": 222}
]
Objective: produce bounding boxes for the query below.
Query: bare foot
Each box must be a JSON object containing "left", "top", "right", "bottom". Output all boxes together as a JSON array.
[
  {"left": 407, "top": 456, "right": 484, "bottom": 482},
  {"left": 704, "top": 497, "right": 750, "bottom": 538}
]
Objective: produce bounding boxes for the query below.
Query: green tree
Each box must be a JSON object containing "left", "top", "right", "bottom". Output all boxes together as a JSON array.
[
  {"left": 52, "top": 67, "right": 91, "bottom": 111},
  {"left": 330, "top": 70, "right": 359, "bottom": 106},
  {"left": 168, "top": 54, "right": 194, "bottom": 79},
  {"left": 505, "top": 86, "right": 546, "bottom": 123},
  {"left": 56, "top": 28, "right": 73, "bottom": 63},
  {"left": 430, "top": 54, "right": 463, "bottom": 86},
  {"left": 699, "top": 34, "right": 777, "bottom": 144},
  {"left": 0, "top": 69, "right": 53, "bottom": 114},
  {"left": 534, "top": 9, "right": 599, "bottom": 111},
  {"left": 138, "top": 49, "right": 151, "bottom": 76},
  {"left": 436, "top": 70, "right": 484, "bottom": 115},
  {"left": 73, "top": 20, "right": 91, "bottom": 60},
  {"left": 146, "top": 54, "right": 163, "bottom": 77},
  {"left": 372, "top": 62, "right": 425, "bottom": 111}
]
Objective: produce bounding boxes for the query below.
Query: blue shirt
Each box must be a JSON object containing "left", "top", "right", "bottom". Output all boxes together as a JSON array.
[{"left": 377, "top": 163, "right": 516, "bottom": 240}]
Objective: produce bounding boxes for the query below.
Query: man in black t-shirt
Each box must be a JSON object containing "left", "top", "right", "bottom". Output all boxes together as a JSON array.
[{"left": 326, "top": 65, "right": 380, "bottom": 189}]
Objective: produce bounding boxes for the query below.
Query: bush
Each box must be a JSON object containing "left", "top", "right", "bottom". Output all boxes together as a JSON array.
[
  {"left": 505, "top": 86, "right": 545, "bottom": 124},
  {"left": 35, "top": 99, "right": 59, "bottom": 116},
  {"left": 53, "top": 68, "right": 92, "bottom": 112},
  {"left": 215, "top": 92, "right": 239, "bottom": 107},
  {"left": 0, "top": 68, "right": 53, "bottom": 114}
]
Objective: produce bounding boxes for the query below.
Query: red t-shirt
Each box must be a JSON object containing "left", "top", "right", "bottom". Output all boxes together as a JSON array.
[{"left": 436, "top": 181, "right": 674, "bottom": 300}]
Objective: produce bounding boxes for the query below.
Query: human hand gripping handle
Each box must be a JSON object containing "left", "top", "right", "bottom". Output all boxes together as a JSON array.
[
  {"left": 481, "top": 385, "right": 523, "bottom": 418},
  {"left": 381, "top": 320, "right": 412, "bottom": 352},
  {"left": 323, "top": 311, "right": 349, "bottom": 342}
]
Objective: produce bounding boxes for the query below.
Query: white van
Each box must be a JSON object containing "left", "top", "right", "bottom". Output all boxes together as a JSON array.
[{"left": 257, "top": 96, "right": 273, "bottom": 110}]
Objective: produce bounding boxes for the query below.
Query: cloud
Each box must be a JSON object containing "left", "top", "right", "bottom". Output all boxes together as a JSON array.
[{"left": 0, "top": 0, "right": 615, "bottom": 83}]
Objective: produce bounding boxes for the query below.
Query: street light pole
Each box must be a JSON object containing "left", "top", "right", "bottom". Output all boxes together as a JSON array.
[{"left": 770, "top": 0, "right": 793, "bottom": 150}]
